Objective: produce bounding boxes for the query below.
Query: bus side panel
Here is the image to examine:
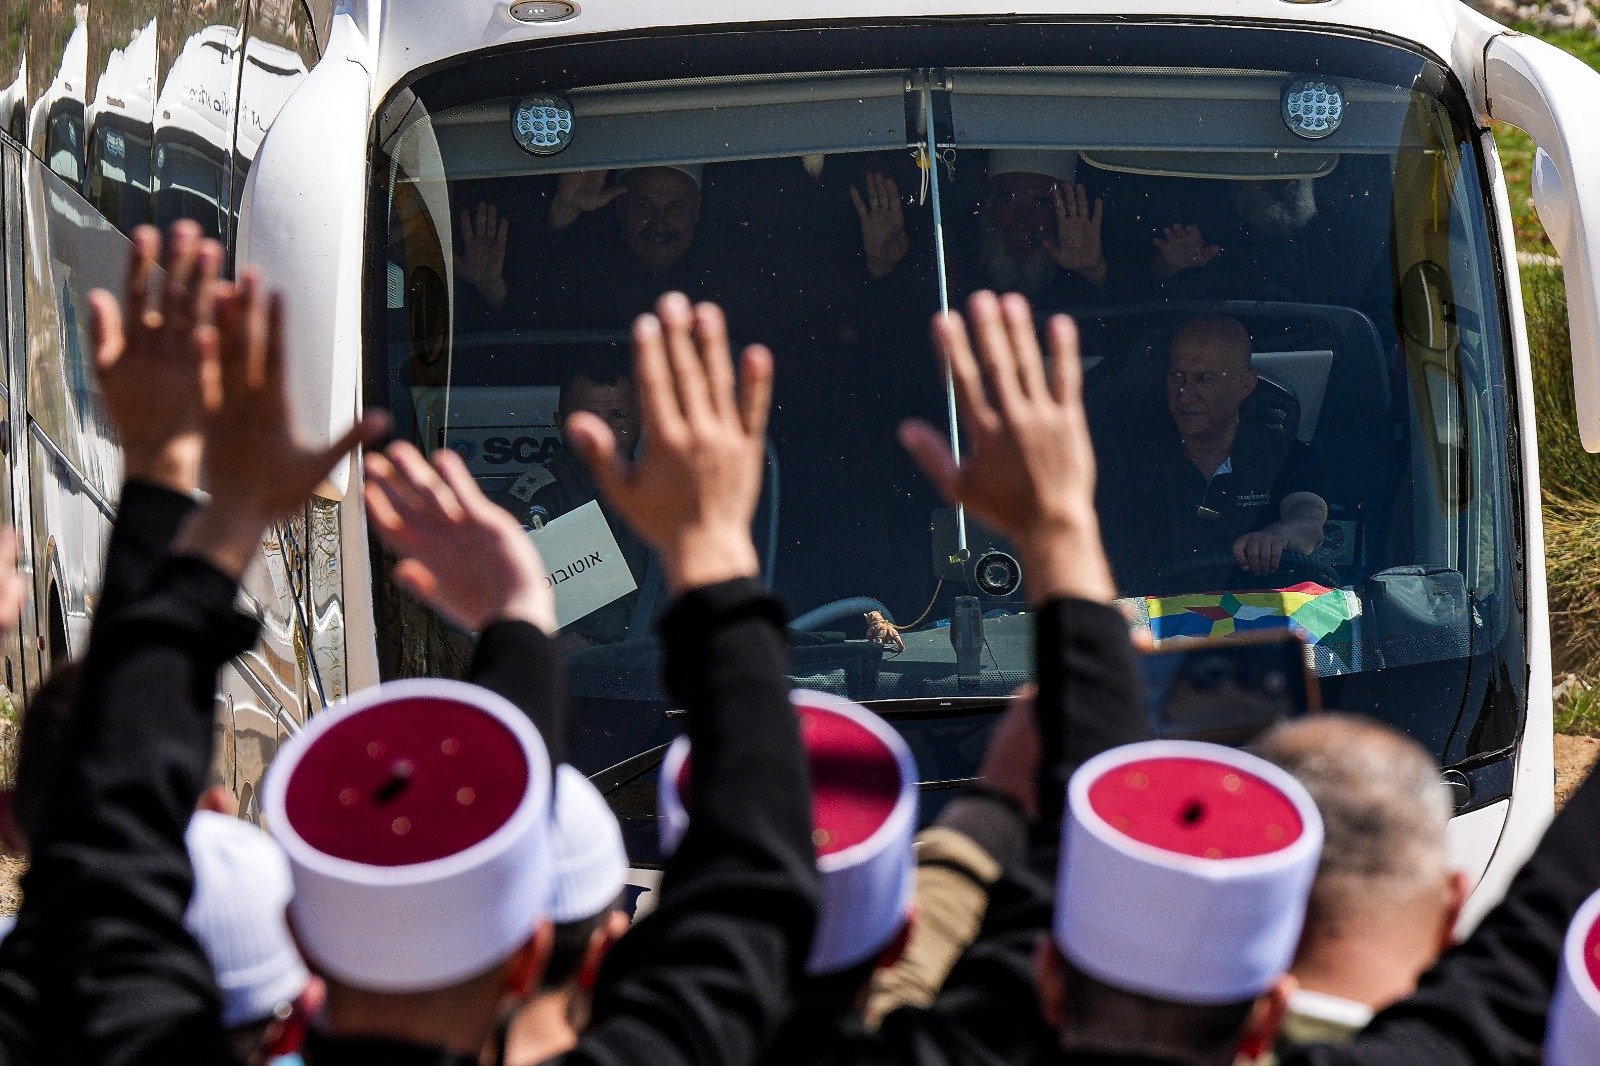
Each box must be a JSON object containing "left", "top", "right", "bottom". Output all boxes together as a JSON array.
[
  {"left": 18, "top": 146, "right": 124, "bottom": 667},
  {"left": 0, "top": 140, "right": 41, "bottom": 706},
  {"left": 212, "top": 0, "right": 336, "bottom": 816}
]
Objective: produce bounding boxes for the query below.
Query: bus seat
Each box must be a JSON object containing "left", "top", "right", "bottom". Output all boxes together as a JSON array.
[{"left": 1251, "top": 350, "right": 1333, "bottom": 443}]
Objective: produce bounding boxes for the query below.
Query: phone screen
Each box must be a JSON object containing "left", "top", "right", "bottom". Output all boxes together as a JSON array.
[{"left": 1138, "top": 634, "right": 1319, "bottom": 746}]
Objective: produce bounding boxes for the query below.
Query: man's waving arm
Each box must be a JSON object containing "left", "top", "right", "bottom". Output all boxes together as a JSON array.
[{"left": 561, "top": 293, "right": 819, "bottom": 1066}]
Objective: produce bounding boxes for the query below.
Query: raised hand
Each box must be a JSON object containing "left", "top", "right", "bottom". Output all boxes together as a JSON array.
[
  {"left": 364, "top": 441, "right": 555, "bottom": 633},
  {"left": 0, "top": 529, "right": 26, "bottom": 640},
  {"left": 850, "top": 172, "right": 910, "bottom": 279},
  {"left": 1045, "top": 184, "right": 1106, "bottom": 286},
  {"left": 978, "top": 684, "right": 1041, "bottom": 817},
  {"left": 565, "top": 292, "right": 771, "bottom": 596},
  {"left": 899, "top": 291, "right": 1115, "bottom": 605},
  {"left": 86, "top": 221, "right": 225, "bottom": 494},
  {"left": 174, "top": 271, "right": 389, "bottom": 578},
  {"left": 454, "top": 202, "right": 509, "bottom": 308},
  {"left": 1151, "top": 223, "right": 1222, "bottom": 279},
  {"left": 550, "top": 170, "right": 626, "bottom": 230}
]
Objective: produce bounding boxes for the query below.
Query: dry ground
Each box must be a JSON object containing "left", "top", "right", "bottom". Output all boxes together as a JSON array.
[
  {"left": 0, "top": 857, "right": 21, "bottom": 916},
  {"left": 1557, "top": 733, "right": 1600, "bottom": 809}
]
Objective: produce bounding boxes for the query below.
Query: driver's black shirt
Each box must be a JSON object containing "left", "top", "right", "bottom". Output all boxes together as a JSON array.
[{"left": 1099, "top": 419, "right": 1327, "bottom": 595}]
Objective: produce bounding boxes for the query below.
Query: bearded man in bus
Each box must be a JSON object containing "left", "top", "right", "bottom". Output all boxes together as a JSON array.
[
  {"left": 1099, "top": 314, "right": 1328, "bottom": 594},
  {"left": 853, "top": 150, "right": 1108, "bottom": 308},
  {"left": 456, "top": 165, "right": 775, "bottom": 338}
]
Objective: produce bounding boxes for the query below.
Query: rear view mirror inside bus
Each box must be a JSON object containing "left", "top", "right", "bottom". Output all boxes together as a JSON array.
[{"left": 1139, "top": 632, "right": 1320, "bottom": 746}]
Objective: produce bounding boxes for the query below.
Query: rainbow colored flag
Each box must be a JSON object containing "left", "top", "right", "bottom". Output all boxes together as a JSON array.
[{"left": 1125, "top": 582, "right": 1362, "bottom": 676}]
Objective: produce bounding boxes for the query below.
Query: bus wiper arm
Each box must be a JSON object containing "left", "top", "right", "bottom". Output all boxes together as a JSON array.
[{"left": 919, "top": 68, "right": 968, "bottom": 562}]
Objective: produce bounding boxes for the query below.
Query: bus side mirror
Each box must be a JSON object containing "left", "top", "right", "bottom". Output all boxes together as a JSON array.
[
  {"left": 1533, "top": 148, "right": 1573, "bottom": 250},
  {"left": 235, "top": 14, "right": 373, "bottom": 498},
  {"left": 1485, "top": 31, "right": 1600, "bottom": 452}
]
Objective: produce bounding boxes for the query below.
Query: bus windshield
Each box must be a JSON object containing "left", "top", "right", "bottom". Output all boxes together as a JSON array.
[{"left": 368, "top": 23, "right": 1523, "bottom": 787}]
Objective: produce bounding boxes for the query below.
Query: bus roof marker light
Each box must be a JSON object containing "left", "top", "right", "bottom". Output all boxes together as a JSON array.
[
  {"left": 1281, "top": 79, "right": 1344, "bottom": 140},
  {"left": 512, "top": 95, "right": 574, "bottom": 156},
  {"left": 508, "top": 0, "right": 578, "bottom": 22}
]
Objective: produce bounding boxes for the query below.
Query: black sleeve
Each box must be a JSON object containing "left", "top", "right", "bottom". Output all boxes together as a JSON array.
[
  {"left": 566, "top": 578, "right": 820, "bottom": 1066},
  {"left": 25, "top": 557, "right": 259, "bottom": 1066},
  {"left": 1039, "top": 269, "right": 1108, "bottom": 316},
  {"left": 1033, "top": 596, "right": 1148, "bottom": 832},
  {"left": 1269, "top": 442, "right": 1330, "bottom": 513},
  {"left": 467, "top": 619, "right": 568, "bottom": 767},
  {"left": 0, "top": 480, "right": 198, "bottom": 1065},
  {"left": 97, "top": 481, "right": 199, "bottom": 622},
  {"left": 873, "top": 864, "right": 1059, "bottom": 1066},
  {"left": 1286, "top": 762, "right": 1600, "bottom": 1066},
  {"left": 861, "top": 596, "right": 1147, "bottom": 1066}
]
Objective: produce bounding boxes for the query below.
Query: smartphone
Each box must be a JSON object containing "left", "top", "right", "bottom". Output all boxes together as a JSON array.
[{"left": 1138, "top": 631, "right": 1320, "bottom": 746}]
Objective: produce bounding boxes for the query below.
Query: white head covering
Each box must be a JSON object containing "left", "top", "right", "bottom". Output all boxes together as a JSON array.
[
  {"left": 549, "top": 765, "right": 627, "bottom": 925},
  {"left": 629, "top": 163, "right": 704, "bottom": 188},
  {"left": 264, "top": 678, "right": 553, "bottom": 993},
  {"left": 659, "top": 690, "right": 918, "bottom": 975},
  {"left": 185, "top": 811, "right": 310, "bottom": 1028},
  {"left": 1547, "top": 888, "right": 1600, "bottom": 1066},
  {"left": 1056, "top": 739, "right": 1323, "bottom": 1004},
  {"left": 988, "top": 149, "right": 1078, "bottom": 184}
]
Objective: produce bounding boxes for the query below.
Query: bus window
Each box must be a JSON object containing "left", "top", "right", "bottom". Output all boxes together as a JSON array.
[
  {"left": 86, "top": 11, "right": 158, "bottom": 235},
  {"left": 153, "top": 23, "right": 242, "bottom": 243},
  {"left": 369, "top": 31, "right": 1520, "bottom": 781}
]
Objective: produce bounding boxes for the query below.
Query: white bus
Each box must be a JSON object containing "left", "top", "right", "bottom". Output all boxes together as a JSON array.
[
  {"left": 10, "top": 0, "right": 1600, "bottom": 917},
  {"left": 0, "top": 0, "right": 327, "bottom": 812}
]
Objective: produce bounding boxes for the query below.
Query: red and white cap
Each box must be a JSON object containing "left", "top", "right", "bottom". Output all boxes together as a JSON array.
[
  {"left": 658, "top": 690, "right": 917, "bottom": 975},
  {"left": 264, "top": 678, "right": 552, "bottom": 993},
  {"left": 1056, "top": 740, "right": 1323, "bottom": 1004},
  {"left": 1546, "top": 889, "right": 1600, "bottom": 1066}
]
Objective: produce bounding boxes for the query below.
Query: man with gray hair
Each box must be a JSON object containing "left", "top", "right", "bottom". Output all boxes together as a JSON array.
[{"left": 1252, "top": 714, "right": 1470, "bottom": 1046}]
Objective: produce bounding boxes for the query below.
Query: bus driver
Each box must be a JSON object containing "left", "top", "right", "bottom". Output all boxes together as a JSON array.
[{"left": 1100, "top": 314, "right": 1328, "bottom": 593}]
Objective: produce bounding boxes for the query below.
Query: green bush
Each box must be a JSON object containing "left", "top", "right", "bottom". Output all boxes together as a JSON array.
[
  {"left": 1555, "top": 676, "right": 1600, "bottom": 738},
  {"left": 1528, "top": 263, "right": 1600, "bottom": 680}
]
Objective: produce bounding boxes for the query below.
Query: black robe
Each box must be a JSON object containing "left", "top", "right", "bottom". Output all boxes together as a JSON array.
[{"left": 11, "top": 476, "right": 819, "bottom": 1066}]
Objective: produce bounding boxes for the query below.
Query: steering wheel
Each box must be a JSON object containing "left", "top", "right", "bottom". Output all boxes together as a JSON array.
[
  {"left": 792, "top": 597, "right": 894, "bottom": 634},
  {"left": 1149, "top": 550, "right": 1341, "bottom": 592}
]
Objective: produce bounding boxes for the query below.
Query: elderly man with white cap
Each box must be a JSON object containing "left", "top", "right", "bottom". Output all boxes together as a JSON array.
[
  {"left": 657, "top": 688, "right": 920, "bottom": 1058},
  {"left": 185, "top": 811, "right": 317, "bottom": 1065},
  {"left": 1040, "top": 739, "right": 1325, "bottom": 1062},
  {"left": 1543, "top": 887, "right": 1600, "bottom": 1066},
  {"left": 493, "top": 766, "right": 631, "bottom": 1066}
]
